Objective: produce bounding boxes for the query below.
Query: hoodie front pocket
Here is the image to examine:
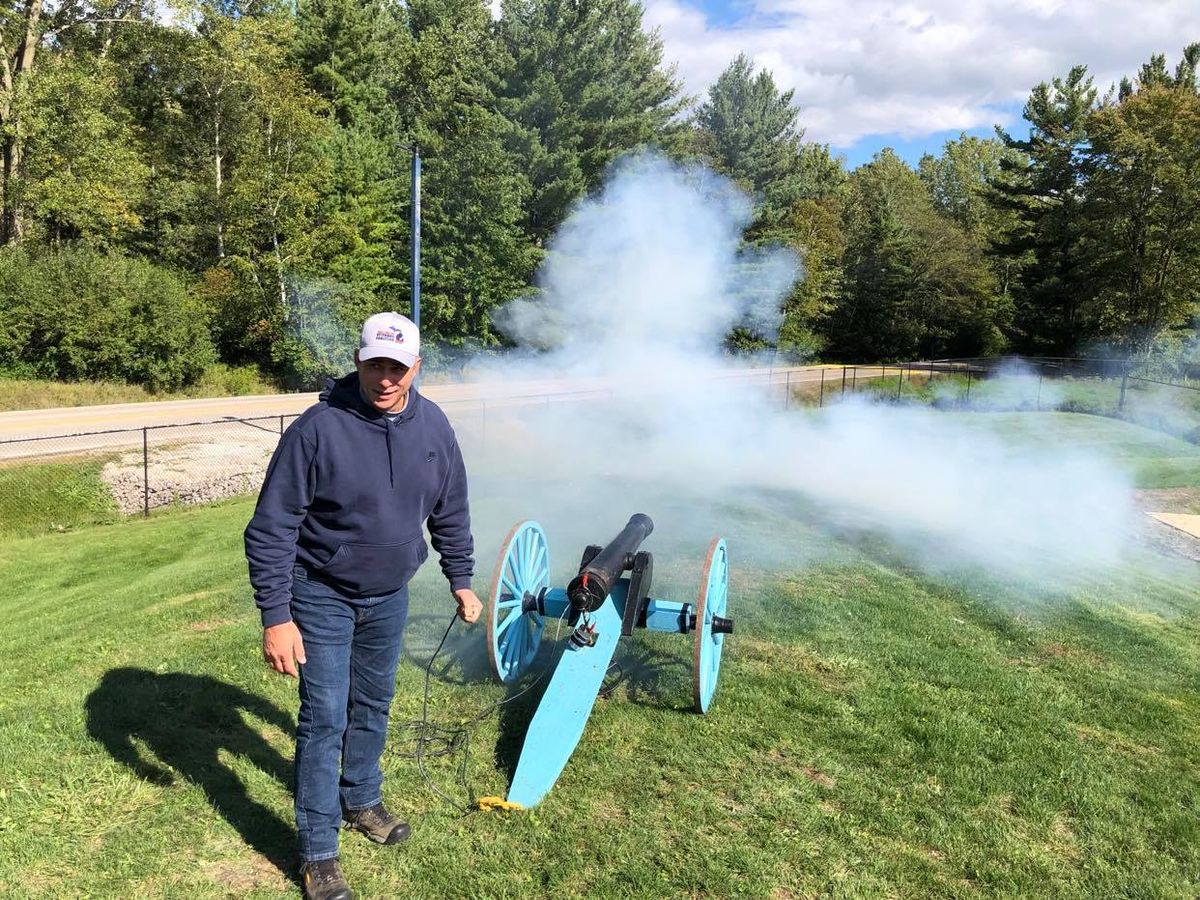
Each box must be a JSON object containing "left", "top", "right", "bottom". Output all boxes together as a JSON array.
[{"left": 318, "top": 536, "right": 429, "bottom": 597}]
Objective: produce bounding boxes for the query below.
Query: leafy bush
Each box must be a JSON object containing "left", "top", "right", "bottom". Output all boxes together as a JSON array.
[
  {"left": 0, "top": 246, "right": 215, "bottom": 390},
  {"left": 189, "top": 363, "right": 274, "bottom": 397}
]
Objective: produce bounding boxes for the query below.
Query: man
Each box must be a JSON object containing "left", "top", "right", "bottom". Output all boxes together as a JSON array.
[{"left": 245, "top": 311, "right": 482, "bottom": 900}]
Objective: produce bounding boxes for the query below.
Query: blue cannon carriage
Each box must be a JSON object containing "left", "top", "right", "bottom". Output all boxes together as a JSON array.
[{"left": 485, "top": 513, "right": 733, "bottom": 808}]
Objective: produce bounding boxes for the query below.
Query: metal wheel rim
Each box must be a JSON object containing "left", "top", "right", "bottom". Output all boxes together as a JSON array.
[
  {"left": 692, "top": 537, "right": 728, "bottom": 713},
  {"left": 487, "top": 520, "right": 549, "bottom": 683}
]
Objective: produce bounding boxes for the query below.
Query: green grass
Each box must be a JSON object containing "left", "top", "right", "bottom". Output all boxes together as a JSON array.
[
  {"left": 1, "top": 446, "right": 1198, "bottom": 897},
  {"left": 0, "top": 457, "right": 119, "bottom": 534},
  {"left": 841, "top": 370, "right": 1200, "bottom": 450},
  {"left": 917, "top": 412, "right": 1200, "bottom": 490},
  {"left": 0, "top": 364, "right": 277, "bottom": 411}
]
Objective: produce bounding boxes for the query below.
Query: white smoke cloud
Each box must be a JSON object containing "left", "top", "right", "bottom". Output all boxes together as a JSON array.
[
  {"left": 492, "top": 153, "right": 799, "bottom": 370},
  {"left": 468, "top": 151, "right": 1139, "bottom": 587}
]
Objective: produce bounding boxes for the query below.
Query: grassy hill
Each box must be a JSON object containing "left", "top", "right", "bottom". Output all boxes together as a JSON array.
[{"left": 1, "top": 416, "right": 1198, "bottom": 897}]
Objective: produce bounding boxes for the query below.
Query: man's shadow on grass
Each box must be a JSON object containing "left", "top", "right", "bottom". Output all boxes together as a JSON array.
[{"left": 85, "top": 668, "right": 297, "bottom": 881}]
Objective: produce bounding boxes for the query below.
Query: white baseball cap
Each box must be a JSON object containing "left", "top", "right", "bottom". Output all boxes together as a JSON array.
[{"left": 359, "top": 312, "right": 420, "bottom": 367}]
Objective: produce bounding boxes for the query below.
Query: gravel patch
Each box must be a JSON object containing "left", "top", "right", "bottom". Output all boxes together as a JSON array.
[{"left": 101, "top": 432, "right": 279, "bottom": 515}]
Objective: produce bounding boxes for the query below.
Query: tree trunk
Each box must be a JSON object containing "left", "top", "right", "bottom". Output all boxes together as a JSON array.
[
  {"left": 0, "top": 0, "right": 43, "bottom": 244},
  {"left": 214, "top": 111, "right": 225, "bottom": 259},
  {"left": 273, "top": 230, "right": 287, "bottom": 312}
]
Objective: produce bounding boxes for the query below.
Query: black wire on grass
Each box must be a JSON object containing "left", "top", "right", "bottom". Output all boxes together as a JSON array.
[{"left": 394, "top": 605, "right": 582, "bottom": 815}]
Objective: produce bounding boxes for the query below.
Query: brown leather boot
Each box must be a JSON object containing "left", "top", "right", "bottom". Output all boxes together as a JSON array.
[
  {"left": 300, "top": 858, "right": 353, "bottom": 900},
  {"left": 341, "top": 803, "right": 412, "bottom": 845}
]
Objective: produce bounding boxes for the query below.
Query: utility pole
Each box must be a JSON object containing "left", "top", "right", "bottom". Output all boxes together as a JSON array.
[{"left": 410, "top": 145, "right": 421, "bottom": 330}]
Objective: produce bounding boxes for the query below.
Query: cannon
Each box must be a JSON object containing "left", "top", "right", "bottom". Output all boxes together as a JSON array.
[{"left": 485, "top": 513, "right": 733, "bottom": 808}]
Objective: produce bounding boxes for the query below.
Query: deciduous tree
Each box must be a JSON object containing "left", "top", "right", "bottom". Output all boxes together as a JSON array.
[{"left": 1080, "top": 49, "right": 1200, "bottom": 353}]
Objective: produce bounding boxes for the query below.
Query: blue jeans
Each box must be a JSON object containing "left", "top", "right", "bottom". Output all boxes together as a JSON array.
[{"left": 290, "top": 567, "right": 410, "bottom": 862}]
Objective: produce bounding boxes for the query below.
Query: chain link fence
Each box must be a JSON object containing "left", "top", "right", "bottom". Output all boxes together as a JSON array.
[
  {"left": 0, "top": 372, "right": 813, "bottom": 533},
  {"left": 801, "top": 357, "right": 1200, "bottom": 445},
  {"left": 3, "top": 362, "right": 1197, "bottom": 535},
  {"left": 922, "top": 357, "right": 1200, "bottom": 442}
]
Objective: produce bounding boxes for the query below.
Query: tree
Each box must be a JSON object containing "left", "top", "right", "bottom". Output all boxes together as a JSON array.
[
  {"left": 175, "top": 9, "right": 333, "bottom": 371},
  {"left": 777, "top": 195, "right": 844, "bottom": 358},
  {"left": 294, "top": 0, "right": 407, "bottom": 311},
  {"left": 0, "top": 244, "right": 214, "bottom": 388},
  {"left": 920, "top": 134, "right": 1027, "bottom": 320},
  {"left": 1079, "top": 48, "right": 1200, "bottom": 353},
  {"left": 992, "top": 65, "right": 1097, "bottom": 353},
  {"left": 294, "top": 0, "right": 395, "bottom": 128},
  {"left": 694, "top": 54, "right": 818, "bottom": 230},
  {"left": 0, "top": 0, "right": 160, "bottom": 243},
  {"left": 919, "top": 134, "right": 1014, "bottom": 239},
  {"left": 391, "top": 0, "right": 538, "bottom": 348},
  {"left": 695, "top": 55, "right": 798, "bottom": 182},
  {"left": 498, "top": 0, "right": 686, "bottom": 243},
  {"left": 830, "top": 150, "right": 1003, "bottom": 361},
  {"left": 15, "top": 53, "right": 148, "bottom": 245},
  {"left": 692, "top": 56, "right": 847, "bottom": 353}
]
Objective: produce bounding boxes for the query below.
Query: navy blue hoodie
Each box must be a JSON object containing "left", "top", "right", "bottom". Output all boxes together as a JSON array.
[{"left": 244, "top": 373, "right": 474, "bottom": 627}]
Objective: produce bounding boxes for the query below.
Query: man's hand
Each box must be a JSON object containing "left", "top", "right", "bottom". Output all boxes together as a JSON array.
[
  {"left": 454, "top": 588, "right": 483, "bottom": 624},
  {"left": 263, "top": 621, "right": 307, "bottom": 677}
]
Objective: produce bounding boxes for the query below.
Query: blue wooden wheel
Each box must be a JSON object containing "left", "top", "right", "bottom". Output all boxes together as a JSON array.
[
  {"left": 487, "top": 520, "right": 550, "bottom": 684},
  {"left": 693, "top": 537, "right": 728, "bottom": 713}
]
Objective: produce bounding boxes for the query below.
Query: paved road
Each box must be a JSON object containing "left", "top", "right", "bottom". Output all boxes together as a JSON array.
[{"left": 0, "top": 365, "right": 845, "bottom": 459}]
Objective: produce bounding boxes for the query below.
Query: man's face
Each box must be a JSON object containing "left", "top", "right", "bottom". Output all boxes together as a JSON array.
[{"left": 355, "top": 353, "right": 420, "bottom": 413}]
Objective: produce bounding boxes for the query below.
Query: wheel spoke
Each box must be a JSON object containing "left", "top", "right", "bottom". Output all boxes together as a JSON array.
[
  {"left": 529, "top": 544, "right": 546, "bottom": 585},
  {"left": 497, "top": 610, "right": 522, "bottom": 635},
  {"left": 501, "top": 629, "right": 521, "bottom": 665},
  {"left": 517, "top": 530, "right": 530, "bottom": 581},
  {"left": 512, "top": 618, "right": 528, "bottom": 663},
  {"left": 523, "top": 531, "right": 539, "bottom": 584}
]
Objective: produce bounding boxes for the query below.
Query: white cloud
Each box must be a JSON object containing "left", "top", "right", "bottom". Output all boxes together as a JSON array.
[{"left": 644, "top": 0, "right": 1200, "bottom": 147}]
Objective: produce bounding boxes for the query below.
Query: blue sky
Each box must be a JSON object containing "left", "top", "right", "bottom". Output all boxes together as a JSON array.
[
  {"left": 642, "top": 0, "right": 1200, "bottom": 169},
  {"left": 834, "top": 120, "right": 1023, "bottom": 170}
]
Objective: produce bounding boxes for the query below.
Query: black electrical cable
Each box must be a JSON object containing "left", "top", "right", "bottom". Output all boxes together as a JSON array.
[
  {"left": 394, "top": 606, "right": 574, "bottom": 815},
  {"left": 598, "top": 661, "right": 625, "bottom": 699}
]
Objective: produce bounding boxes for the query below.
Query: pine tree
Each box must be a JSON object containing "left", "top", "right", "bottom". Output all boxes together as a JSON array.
[
  {"left": 498, "top": 0, "right": 686, "bottom": 244},
  {"left": 392, "top": 0, "right": 538, "bottom": 350},
  {"left": 294, "top": 0, "right": 407, "bottom": 317},
  {"left": 694, "top": 54, "right": 808, "bottom": 222},
  {"left": 992, "top": 65, "right": 1097, "bottom": 354}
]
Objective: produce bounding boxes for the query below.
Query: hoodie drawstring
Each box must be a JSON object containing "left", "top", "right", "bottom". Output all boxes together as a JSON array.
[{"left": 385, "top": 418, "right": 396, "bottom": 488}]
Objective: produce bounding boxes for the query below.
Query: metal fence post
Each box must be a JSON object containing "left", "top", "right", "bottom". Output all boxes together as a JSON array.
[
  {"left": 785, "top": 370, "right": 792, "bottom": 410},
  {"left": 819, "top": 369, "right": 825, "bottom": 407},
  {"left": 852, "top": 367, "right": 857, "bottom": 391},
  {"left": 142, "top": 427, "right": 150, "bottom": 517},
  {"left": 1037, "top": 373, "right": 1042, "bottom": 411},
  {"left": 1119, "top": 366, "right": 1129, "bottom": 411},
  {"left": 965, "top": 369, "right": 972, "bottom": 405},
  {"left": 841, "top": 366, "right": 847, "bottom": 396},
  {"left": 279, "top": 414, "right": 284, "bottom": 435},
  {"left": 896, "top": 366, "right": 904, "bottom": 400}
]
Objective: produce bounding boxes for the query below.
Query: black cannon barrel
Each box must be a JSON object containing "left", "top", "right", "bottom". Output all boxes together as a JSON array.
[{"left": 567, "top": 513, "right": 654, "bottom": 613}]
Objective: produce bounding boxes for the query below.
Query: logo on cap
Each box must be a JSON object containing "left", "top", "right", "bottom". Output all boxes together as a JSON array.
[{"left": 375, "top": 326, "right": 405, "bottom": 344}]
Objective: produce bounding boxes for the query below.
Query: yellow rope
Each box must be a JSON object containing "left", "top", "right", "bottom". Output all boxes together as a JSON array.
[{"left": 476, "top": 796, "right": 524, "bottom": 812}]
